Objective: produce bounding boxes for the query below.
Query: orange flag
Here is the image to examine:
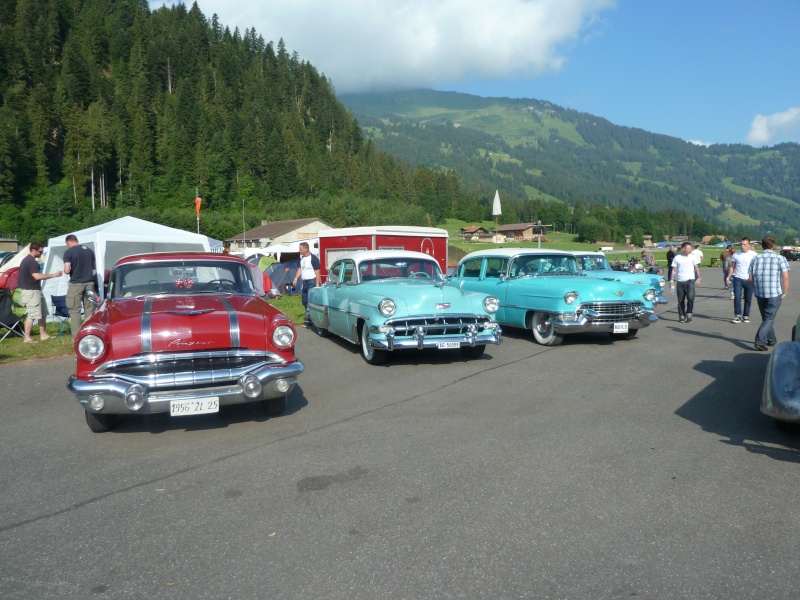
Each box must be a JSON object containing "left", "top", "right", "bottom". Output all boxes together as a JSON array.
[{"left": 195, "top": 197, "right": 202, "bottom": 215}]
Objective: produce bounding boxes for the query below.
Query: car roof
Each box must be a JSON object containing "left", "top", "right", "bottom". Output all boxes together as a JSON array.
[
  {"left": 567, "top": 250, "right": 606, "bottom": 257},
  {"left": 459, "top": 248, "right": 574, "bottom": 262},
  {"left": 114, "top": 252, "right": 247, "bottom": 267},
  {"left": 332, "top": 249, "right": 440, "bottom": 263}
]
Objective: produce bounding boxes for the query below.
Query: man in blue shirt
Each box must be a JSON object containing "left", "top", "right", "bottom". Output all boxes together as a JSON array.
[
  {"left": 748, "top": 236, "right": 791, "bottom": 351},
  {"left": 63, "top": 234, "right": 97, "bottom": 337}
]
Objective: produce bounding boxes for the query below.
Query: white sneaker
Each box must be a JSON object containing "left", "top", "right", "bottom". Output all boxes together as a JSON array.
[
  {"left": 743, "top": 316, "right": 750, "bottom": 323},
  {"left": 731, "top": 316, "right": 742, "bottom": 323},
  {"left": 730, "top": 293, "right": 734, "bottom": 300}
]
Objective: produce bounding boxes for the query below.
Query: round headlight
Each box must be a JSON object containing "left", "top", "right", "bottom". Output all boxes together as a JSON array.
[
  {"left": 643, "top": 289, "right": 657, "bottom": 302},
  {"left": 272, "top": 325, "right": 295, "bottom": 348},
  {"left": 483, "top": 295, "right": 499, "bottom": 313},
  {"left": 563, "top": 291, "right": 579, "bottom": 305},
  {"left": 657, "top": 277, "right": 666, "bottom": 289},
  {"left": 379, "top": 298, "right": 396, "bottom": 316},
  {"left": 78, "top": 335, "right": 105, "bottom": 360}
]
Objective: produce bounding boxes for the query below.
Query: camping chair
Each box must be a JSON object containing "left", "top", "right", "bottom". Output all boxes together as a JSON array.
[
  {"left": 51, "top": 295, "right": 71, "bottom": 339},
  {"left": 0, "top": 288, "right": 25, "bottom": 342}
]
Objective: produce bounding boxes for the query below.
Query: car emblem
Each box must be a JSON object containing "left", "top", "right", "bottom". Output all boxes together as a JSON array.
[
  {"left": 614, "top": 290, "right": 624, "bottom": 298},
  {"left": 436, "top": 303, "right": 451, "bottom": 309}
]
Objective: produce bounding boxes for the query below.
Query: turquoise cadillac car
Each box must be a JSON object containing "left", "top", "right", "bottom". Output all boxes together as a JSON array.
[
  {"left": 308, "top": 250, "right": 503, "bottom": 365},
  {"left": 449, "top": 249, "right": 658, "bottom": 346},
  {"left": 569, "top": 250, "right": 668, "bottom": 304}
]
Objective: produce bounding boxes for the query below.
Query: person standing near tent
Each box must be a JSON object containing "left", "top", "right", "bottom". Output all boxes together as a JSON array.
[
  {"left": 18, "top": 242, "right": 62, "bottom": 343},
  {"left": 63, "top": 234, "right": 97, "bottom": 337},
  {"left": 293, "top": 242, "right": 320, "bottom": 327}
]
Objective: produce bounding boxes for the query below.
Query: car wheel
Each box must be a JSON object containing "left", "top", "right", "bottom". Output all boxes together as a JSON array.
[
  {"left": 360, "top": 322, "right": 388, "bottom": 365},
  {"left": 531, "top": 312, "right": 564, "bottom": 346},
  {"left": 264, "top": 396, "right": 287, "bottom": 416},
  {"left": 610, "top": 329, "right": 638, "bottom": 341},
  {"left": 85, "top": 411, "right": 119, "bottom": 433},
  {"left": 460, "top": 344, "right": 486, "bottom": 358}
]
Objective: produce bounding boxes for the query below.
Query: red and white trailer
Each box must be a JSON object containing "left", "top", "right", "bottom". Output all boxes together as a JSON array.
[{"left": 317, "top": 226, "right": 449, "bottom": 279}]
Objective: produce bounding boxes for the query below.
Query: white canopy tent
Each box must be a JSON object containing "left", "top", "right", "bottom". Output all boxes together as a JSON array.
[{"left": 42, "top": 216, "right": 211, "bottom": 303}]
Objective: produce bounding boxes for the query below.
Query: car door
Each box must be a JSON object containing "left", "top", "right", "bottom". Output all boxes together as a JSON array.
[
  {"left": 453, "top": 256, "right": 512, "bottom": 321},
  {"left": 328, "top": 259, "right": 357, "bottom": 338}
]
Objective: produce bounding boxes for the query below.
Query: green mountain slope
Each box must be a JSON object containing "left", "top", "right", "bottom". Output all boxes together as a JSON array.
[{"left": 340, "top": 89, "right": 800, "bottom": 238}]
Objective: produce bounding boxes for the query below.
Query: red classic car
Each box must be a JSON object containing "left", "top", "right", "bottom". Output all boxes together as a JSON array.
[{"left": 67, "top": 252, "right": 304, "bottom": 432}]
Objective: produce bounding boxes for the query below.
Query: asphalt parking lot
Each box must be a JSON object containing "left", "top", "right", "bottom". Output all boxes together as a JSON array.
[{"left": 1, "top": 267, "right": 798, "bottom": 599}]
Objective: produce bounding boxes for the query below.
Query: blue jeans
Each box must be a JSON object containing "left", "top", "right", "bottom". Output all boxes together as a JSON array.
[
  {"left": 731, "top": 276, "right": 754, "bottom": 318},
  {"left": 676, "top": 280, "right": 695, "bottom": 319},
  {"left": 754, "top": 295, "right": 782, "bottom": 347},
  {"left": 301, "top": 279, "right": 315, "bottom": 321}
]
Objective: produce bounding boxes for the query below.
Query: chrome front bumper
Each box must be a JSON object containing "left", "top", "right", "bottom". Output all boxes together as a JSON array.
[
  {"left": 68, "top": 360, "right": 304, "bottom": 415},
  {"left": 368, "top": 322, "right": 502, "bottom": 351},
  {"left": 551, "top": 306, "right": 657, "bottom": 334}
]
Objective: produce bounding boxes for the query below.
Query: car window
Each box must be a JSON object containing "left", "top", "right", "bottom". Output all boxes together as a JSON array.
[
  {"left": 328, "top": 262, "right": 342, "bottom": 284},
  {"left": 111, "top": 261, "right": 252, "bottom": 297},
  {"left": 340, "top": 260, "right": 356, "bottom": 284},
  {"left": 460, "top": 258, "right": 483, "bottom": 278},
  {"left": 359, "top": 258, "right": 441, "bottom": 281},
  {"left": 484, "top": 257, "right": 508, "bottom": 279}
]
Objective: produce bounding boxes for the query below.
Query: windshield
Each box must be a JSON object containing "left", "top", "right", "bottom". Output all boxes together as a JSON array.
[
  {"left": 509, "top": 255, "right": 580, "bottom": 277},
  {"left": 358, "top": 258, "right": 442, "bottom": 282},
  {"left": 574, "top": 255, "right": 611, "bottom": 271},
  {"left": 109, "top": 260, "right": 254, "bottom": 298}
]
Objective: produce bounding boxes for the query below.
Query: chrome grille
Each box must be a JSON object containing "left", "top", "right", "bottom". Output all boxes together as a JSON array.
[
  {"left": 92, "top": 350, "right": 285, "bottom": 389},
  {"left": 579, "top": 301, "right": 644, "bottom": 323},
  {"left": 386, "top": 315, "right": 491, "bottom": 337}
]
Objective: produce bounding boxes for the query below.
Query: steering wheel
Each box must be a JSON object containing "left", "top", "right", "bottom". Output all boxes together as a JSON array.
[
  {"left": 408, "top": 271, "right": 431, "bottom": 279},
  {"left": 202, "top": 279, "right": 237, "bottom": 292}
]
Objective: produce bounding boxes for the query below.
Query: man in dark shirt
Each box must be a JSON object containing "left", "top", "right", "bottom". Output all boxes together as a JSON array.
[
  {"left": 18, "top": 242, "right": 62, "bottom": 343},
  {"left": 63, "top": 234, "right": 97, "bottom": 337},
  {"left": 666, "top": 246, "right": 676, "bottom": 281}
]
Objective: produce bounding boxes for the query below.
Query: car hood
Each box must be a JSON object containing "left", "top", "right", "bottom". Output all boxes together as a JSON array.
[
  {"left": 357, "top": 280, "right": 489, "bottom": 316},
  {"left": 507, "top": 275, "right": 646, "bottom": 302},
  {"left": 98, "top": 295, "right": 272, "bottom": 357},
  {"left": 585, "top": 269, "right": 662, "bottom": 286}
]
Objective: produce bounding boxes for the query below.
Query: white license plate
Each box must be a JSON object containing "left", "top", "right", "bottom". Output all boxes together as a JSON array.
[
  {"left": 437, "top": 342, "right": 461, "bottom": 349},
  {"left": 170, "top": 397, "right": 220, "bottom": 416},
  {"left": 613, "top": 322, "right": 629, "bottom": 334}
]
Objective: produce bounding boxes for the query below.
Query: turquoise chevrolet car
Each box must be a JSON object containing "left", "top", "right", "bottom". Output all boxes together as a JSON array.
[
  {"left": 308, "top": 250, "right": 502, "bottom": 365},
  {"left": 569, "top": 251, "right": 668, "bottom": 304},
  {"left": 449, "top": 249, "right": 658, "bottom": 346}
]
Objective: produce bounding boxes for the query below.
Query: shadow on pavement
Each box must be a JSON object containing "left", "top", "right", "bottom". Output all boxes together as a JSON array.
[{"left": 675, "top": 353, "right": 800, "bottom": 463}]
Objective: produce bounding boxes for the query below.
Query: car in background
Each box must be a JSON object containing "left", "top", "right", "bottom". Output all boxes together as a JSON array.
[
  {"left": 569, "top": 250, "right": 668, "bottom": 304},
  {"left": 308, "top": 250, "right": 502, "bottom": 365},
  {"left": 67, "top": 252, "right": 304, "bottom": 432},
  {"left": 780, "top": 247, "right": 800, "bottom": 261},
  {"left": 761, "top": 311, "right": 800, "bottom": 431},
  {"left": 448, "top": 249, "right": 658, "bottom": 346}
]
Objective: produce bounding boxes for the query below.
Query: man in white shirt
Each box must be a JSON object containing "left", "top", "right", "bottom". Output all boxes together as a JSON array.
[
  {"left": 293, "top": 242, "right": 321, "bottom": 327},
  {"left": 725, "top": 237, "right": 758, "bottom": 323},
  {"left": 690, "top": 244, "right": 704, "bottom": 265},
  {"left": 670, "top": 242, "right": 701, "bottom": 323}
]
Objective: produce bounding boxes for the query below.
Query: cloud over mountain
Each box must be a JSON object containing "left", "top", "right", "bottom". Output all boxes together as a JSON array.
[
  {"left": 747, "top": 107, "right": 800, "bottom": 146},
  {"left": 186, "top": 0, "right": 616, "bottom": 93}
]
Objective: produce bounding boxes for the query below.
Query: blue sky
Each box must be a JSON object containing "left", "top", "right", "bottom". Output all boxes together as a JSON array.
[{"left": 154, "top": 0, "right": 800, "bottom": 146}]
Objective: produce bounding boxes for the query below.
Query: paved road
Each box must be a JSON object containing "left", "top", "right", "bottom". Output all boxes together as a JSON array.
[{"left": 2, "top": 268, "right": 799, "bottom": 599}]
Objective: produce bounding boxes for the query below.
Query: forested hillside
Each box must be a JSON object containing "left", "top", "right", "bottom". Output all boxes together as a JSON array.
[
  {"left": 0, "top": 0, "right": 483, "bottom": 241},
  {"left": 341, "top": 90, "right": 800, "bottom": 241}
]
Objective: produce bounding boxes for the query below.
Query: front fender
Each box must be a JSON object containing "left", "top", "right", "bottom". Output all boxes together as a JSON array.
[{"left": 761, "top": 341, "right": 800, "bottom": 422}]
